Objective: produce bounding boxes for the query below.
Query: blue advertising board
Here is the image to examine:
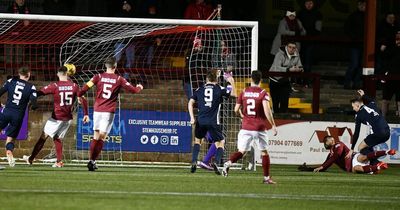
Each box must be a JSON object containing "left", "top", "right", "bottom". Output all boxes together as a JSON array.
[
  {"left": 0, "top": 107, "right": 28, "bottom": 140},
  {"left": 76, "top": 108, "right": 192, "bottom": 153}
]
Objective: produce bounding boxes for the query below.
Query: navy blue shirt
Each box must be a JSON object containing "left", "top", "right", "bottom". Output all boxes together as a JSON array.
[
  {"left": 192, "top": 83, "right": 231, "bottom": 125},
  {"left": 0, "top": 78, "right": 37, "bottom": 113},
  {"left": 352, "top": 98, "right": 389, "bottom": 149}
]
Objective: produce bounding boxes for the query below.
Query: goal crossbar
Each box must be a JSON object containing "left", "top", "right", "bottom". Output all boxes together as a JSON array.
[{"left": 0, "top": 13, "right": 258, "bottom": 70}]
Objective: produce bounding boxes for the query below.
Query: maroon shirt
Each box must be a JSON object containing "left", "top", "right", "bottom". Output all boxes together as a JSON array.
[
  {"left": 321, "top": 142, "right": 352, "bottom": 172},
  {"left": 80, "top": 73, "right": 141, "bottom": 113},
  {"left": 41, "top": 81, "right": 80, "bottom": 121},
  {"left": 237, "top": 86, "right": 270, "bottom": 131}
]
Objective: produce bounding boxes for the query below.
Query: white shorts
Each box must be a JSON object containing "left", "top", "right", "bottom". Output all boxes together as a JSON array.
[
  {"left": 93, "top": 111, "right": 115, "bottom": 134},
  {"left": 352, "top": 153, "right": 370, "bottom": 167},
  {"left": 237, "top": 129, "right": 269, "bottom": 152},
  {"left": 43, "top": 118, "right": 72, "bottom": 139}
]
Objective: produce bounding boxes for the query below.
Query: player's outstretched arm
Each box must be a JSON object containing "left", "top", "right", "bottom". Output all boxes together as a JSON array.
[
  {"left": 234, "top": 103, "right": 243, "bottom": 118},
  {"left": 78, "top": 75, "right": 99, "bottom": 97},
  {"left": 188, "top": 99, "right": 196, "bottom": 125},
  {"left": 347, "top": 121, "right": 361, "bottom": 159},
  {"left": 78, "top": 96, "right": 90, "bottom": 124},
  {"left": 224, "top": 74, "right": 236, "bottom": 97},
  {"left": 30, "top": 86, "right": 39, "bottom": 110},
  {"left": 262, "top": 100, "right": 277, "bottom": 136},
  {"left": 78, "top": 81, "right": 92, "bottom": 97},
  {"left": 120, "top": 77, "right": 142, "bottom": 94}
]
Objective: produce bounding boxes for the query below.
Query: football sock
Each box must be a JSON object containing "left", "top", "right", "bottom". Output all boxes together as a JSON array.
[
  {"left": 262, "top": 155, "right": 271, "bottom": 177},
  {"left": 203, "top": 143, "right": 216, "bottom": 164},
  {"left": 54, "top": 138, "right": 63, "bottom": 162},
  {"left": 229, "top": 152, "right": 243, "bottom": 163},
  {"left": 362, "top": 165, "right": 378, "bottom": 173},
  {"left": 360, "top": 147, "right": 374, "bottom": 155},
  {"left": 367, "top": 151, "right": 386, "bottom": 160},
  {"left": 30, "top": 137, "right": 46, "bottom": 160},
  {"left": 191, "top": 144, "right": 200, "bottom": 164},
  {"left": 214, "top": 147, "right": 224, "bottom": 165},
  {"left": 5, "top": 142, "right": 15, "bottom": 151},
  {"left": 93, "top": 139, "right": 104, "bottom": 161},
  {"left": 89, "top": 139, "right": 97, "bottom": 160}
]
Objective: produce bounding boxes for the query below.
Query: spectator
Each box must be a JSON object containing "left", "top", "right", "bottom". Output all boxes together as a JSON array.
[
  {"left": 269, "top": 41, "right": 303, "bottom": 113},
  {"left": 297, "top": 0, "right": 322, "bottom": 86},
  {"left": 142, "top": 4, "right": 160, "bottom": 18},
  {"left": 114, "top": 0, "right": 136, "bottom": 17},
  {"left": 184, "top": 0, "right": 213, "bottom": 20},
  {"left": 375, "top": 12, "right": 399, "bottom": 75},
  {"left": 43, "top": 0, "right": 71, "bottom": 15},
  {"left": 380, "top": 32, "right": 400, "bottom": 117},
  {"left": 6, "top": 0, "right": 30, "bottom": 64},
  {"left": 270, "top": 10, "right": 306, "bottom": 56},
  {"left": 7, "top": 0, "right": 30, "bottom": 14},
  {"left": 343, "top": 0, "right": 365, "bottom": 89},
  {"left": 113, "top": 0, "right": 137, "bottom": 69}
]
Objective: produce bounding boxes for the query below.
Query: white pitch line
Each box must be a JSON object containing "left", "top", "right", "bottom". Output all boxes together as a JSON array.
[{"left": 0, "top": 189, "right": 398, "bottom": 204}]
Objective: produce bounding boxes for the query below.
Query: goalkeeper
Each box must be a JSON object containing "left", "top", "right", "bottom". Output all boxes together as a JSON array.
[{"left": 298, "top": 135, "right": 396, "bottom": 174}]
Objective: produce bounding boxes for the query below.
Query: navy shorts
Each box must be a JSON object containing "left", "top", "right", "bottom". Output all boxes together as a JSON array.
[
  {"left": 194, "top": 121, "right": 224, "bottom": 142},
  {"left": 0, "top": 108, "right": 25, "bottom": 138},
  {"left": 364, "top": 131, "right": 390, "bottom": 148}
]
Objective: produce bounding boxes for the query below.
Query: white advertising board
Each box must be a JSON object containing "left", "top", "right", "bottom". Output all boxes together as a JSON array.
[{"left": 253, "top": 120, "right": 400, "bottom": 165}]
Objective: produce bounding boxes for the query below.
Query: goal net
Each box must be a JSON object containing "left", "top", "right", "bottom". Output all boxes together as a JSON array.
[{"left": 0, "top": 14, "right": 258, "bottom": 167}]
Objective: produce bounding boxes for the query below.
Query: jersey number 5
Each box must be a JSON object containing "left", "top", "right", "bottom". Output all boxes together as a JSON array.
[
  {"left": 102, "top": 84, "right": 112, "bottom": 99},
  {"left": 12, "top": 85, "right": 24, "bottom": 105},
  {"left": 246, "top": 99, "right": 256, "bottom": 115},
  {"left": 59, "top": 92, "right": 73, "bottom": 106}
]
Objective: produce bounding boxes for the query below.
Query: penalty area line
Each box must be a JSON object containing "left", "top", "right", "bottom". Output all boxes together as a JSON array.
[{"left": 0, "top": 189, "right": 398, "bottom": 204}]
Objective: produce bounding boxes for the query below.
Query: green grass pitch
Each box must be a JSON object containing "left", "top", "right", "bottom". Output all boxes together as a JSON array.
[{"left": 0, "top": 164, "right": 399, "bottom": 210}]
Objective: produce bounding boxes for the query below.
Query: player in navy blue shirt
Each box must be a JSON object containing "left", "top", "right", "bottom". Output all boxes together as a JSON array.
[
  {"left": 188, "top": 69, "right": 236, "bottom": 174},
  {"left": 346, "top": 89, "right": 390, "bottom": 161},
  {"left": 0, "top": 67, "right": 37, "bottom": 167}
]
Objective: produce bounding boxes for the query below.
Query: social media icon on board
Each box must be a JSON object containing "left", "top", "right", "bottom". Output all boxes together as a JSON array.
[
  {"left": 170, "top": 136, "right": 179, "bottom": 145},
  {"left": 160, "top": 136, "right": 169, "bottom": 145},
  {"left": 140, "top": 135, "right": 149, "bottom": 144},
  {"left": 151, "top": 135, "right": 159, "bottom": 145}
]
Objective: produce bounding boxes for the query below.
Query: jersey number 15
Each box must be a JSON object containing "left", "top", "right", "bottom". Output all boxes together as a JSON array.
[{"left": 59, "top": 92, "right": 73, "bottom": 106}]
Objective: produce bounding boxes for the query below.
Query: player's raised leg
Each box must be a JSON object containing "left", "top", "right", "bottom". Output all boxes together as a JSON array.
[{"left": 26, "top": 132, "right": 49, "bottom": 165}]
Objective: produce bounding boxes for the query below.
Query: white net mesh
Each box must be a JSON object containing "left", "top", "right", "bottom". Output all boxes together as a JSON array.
[{"left": 0, "top": 14, "right": 256, "bottom": 167}]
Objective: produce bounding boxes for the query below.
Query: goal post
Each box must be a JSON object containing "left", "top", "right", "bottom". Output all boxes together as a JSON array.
[{"left": 0, "top": 13, "right": 258, "bottom": 167}]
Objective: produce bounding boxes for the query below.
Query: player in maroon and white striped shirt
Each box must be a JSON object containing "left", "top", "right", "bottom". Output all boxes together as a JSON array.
[
  {"left": 79, "top": 57, "right": 143, "bottom": 171},
  {"left": 25, "top": 66, "right": 89, "bottom": 167}
]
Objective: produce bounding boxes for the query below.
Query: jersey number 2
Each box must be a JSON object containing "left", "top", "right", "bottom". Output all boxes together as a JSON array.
[{"left": 246, "top": 99, "right": 256, "bottom": 115}]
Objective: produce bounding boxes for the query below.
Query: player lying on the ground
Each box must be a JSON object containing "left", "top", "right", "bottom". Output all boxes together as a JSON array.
[
  {"left": 0, "top": 67, "right": 38, "bottom": 167},
  {"left": 24, "top": 65, "right": 89, "bottom": 168},
  {"left": 299, "top": 136, "right": 396, "bottom": 174},
  {"left": 222, "top": 71, "right": 278, "bottom": 184}
]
